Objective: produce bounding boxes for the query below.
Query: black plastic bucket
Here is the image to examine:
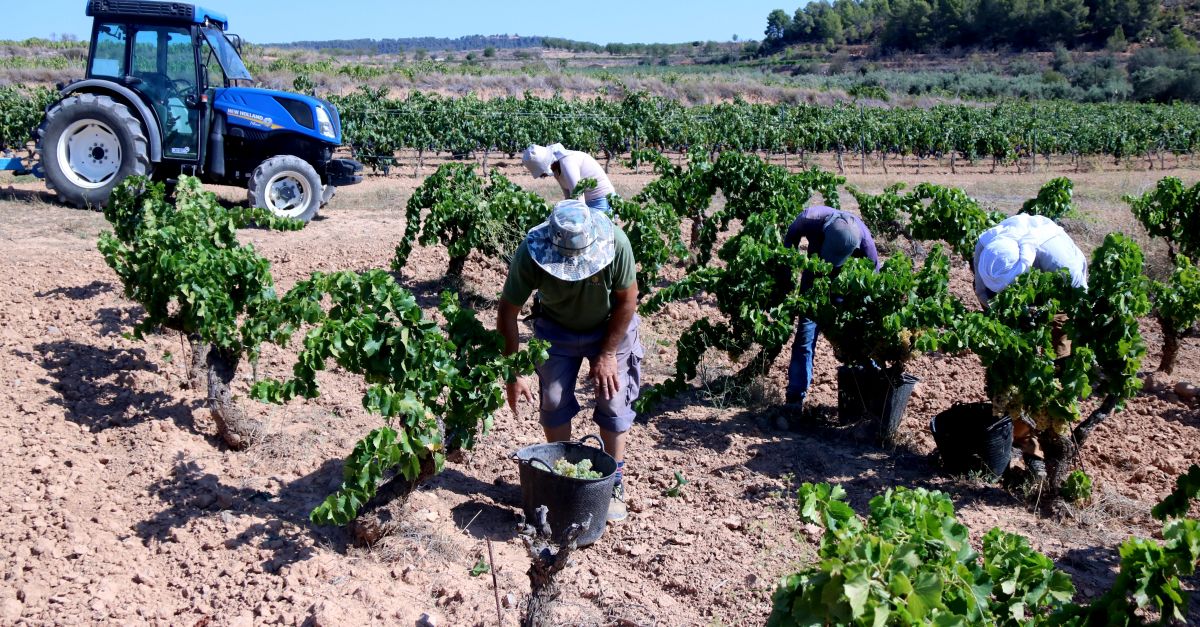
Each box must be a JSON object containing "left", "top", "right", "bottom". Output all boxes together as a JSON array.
[
  {"left": 836, "top": 365, "right": 920, "bottom": 442},
  {"left": 512, "top": 434, "right": 616, "bottom": 547},
  {"left": 930, "top": 402, "right": 1013, "bottom": 479}
]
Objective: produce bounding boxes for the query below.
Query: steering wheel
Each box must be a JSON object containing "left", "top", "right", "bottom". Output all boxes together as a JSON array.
[{"left": 169, "top": 78, "right": 196, "bottom": 99}]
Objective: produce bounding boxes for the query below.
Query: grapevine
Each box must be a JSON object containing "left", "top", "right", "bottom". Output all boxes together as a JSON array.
[
  {"left": 97, "top": 176, "right": 302, "bottom": 449},
  {"left": 1021, "top": 177, "right": 1077, "bottom": 222},
  {"left": 768, "top": 482, "right": 1075, "bottom": 626},
  {"left": 0, "top": 84, "right": 55, "bottom": 152},
  {"left": 392, "top": 164, "right": 548, "bottom": 277},
  {"left": 636, "top": 209, "right": 825, "bottom": 411},
  {"left": 1126, "top": 177, "right": 1200, "bottom": 375},
  {"left": 252, "top": 274, "right": 546, "bottom": 525},
  {"left": 801, "top": 246, "right": 963, "bottom": 376}
]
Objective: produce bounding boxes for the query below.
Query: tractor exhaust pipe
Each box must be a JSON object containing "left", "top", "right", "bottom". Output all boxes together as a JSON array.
[{"left": 208, "top": 113, "right": 226, "bottom": 178}]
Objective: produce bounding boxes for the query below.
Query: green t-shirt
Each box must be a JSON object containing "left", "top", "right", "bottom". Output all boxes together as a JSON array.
[{"left": 501, "top": 227, "right": 636, "bottom": 332}]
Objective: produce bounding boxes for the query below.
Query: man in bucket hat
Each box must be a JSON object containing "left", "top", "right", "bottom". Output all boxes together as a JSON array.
[
  {"left": 782, "top": 205, "right": 880, "bottom": 420},
  {"left": 497, "top": 199, "right": 642, "bottom": 522},
  {"left": 522, "top": 143, "right": 616, "bottom": 213}
]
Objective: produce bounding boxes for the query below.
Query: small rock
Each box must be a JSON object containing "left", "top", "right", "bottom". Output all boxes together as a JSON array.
[
  {"left": 309, "top": 601, "right": 341, "bottom": 627},
  {"left": 46, "top": 326, "right": 61, "bottom": 336},
  {"left": 133, "top": 568, "right": 157, "bottom": 586},
  {"left": 229, "top": 611, "right": 255, "bottom": 627},
  {"left": 18, "top": 584, "right": 48, "bottom": 608},
  {"left": 627, "top": 543, "right": 648, "bottom": 557},
  {"left": 192, "top": 492, "right": 216, "bottom": 510},
  {"left": 30, "top": 538, "right": 55, "bottom": 557},
  {"left": 401, "top": 565, "right": 426, "bottom": 585},
  {"left": 501, "top": 593, "right": 517, "bottom": 609},
  {"left": 1, "top": 598, "right": 23, "bottom": 622},
  {"left": 417, "top": 612, "right": 440, "bottom": 627},
  {"left": 435, "top": 589, "right": 464, "bottom": 607},
  {"left": 353, "top": 586, "right": 375, "bottom": 604},
  {"left": 31, "top": 456, "right": 51, "bottom": 473},
  {"left": 801, "top": 523, "right": 824, "bottom": 542},
  {"left": 1174, "top": 381, "right": 1198, "bottom": 401},
  {"left": 722, "top": 516, "right": 743, "bottom": 530},
  {"left": 669, "top": 534, "right": 694, "bottom": 546}
]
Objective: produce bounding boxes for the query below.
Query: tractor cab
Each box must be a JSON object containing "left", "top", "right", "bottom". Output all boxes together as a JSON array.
[
  {"left": 84, "top": 2, "right": 243, "bottom": 169},
  {"left": 34, "top": 0, "right": 360, "bottom": 221}
]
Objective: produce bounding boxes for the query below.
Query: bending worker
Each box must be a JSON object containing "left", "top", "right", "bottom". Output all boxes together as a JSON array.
[
  {"left": 973, "top": 213, "right": 1088, "bottom": 478},
  {"left": 783, "top": 206, "right": 880, "bottom": 415},
  {"left": 497, "top": 199, "right": 643, "bottom": 522},
  {"left": 522, "top": 143, "right": 616, "bottom": 213}
]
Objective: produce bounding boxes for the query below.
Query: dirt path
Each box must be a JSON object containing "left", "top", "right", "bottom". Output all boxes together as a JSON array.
[{"left": 0, "top": 166, "right": 1196, "bottom": 626}]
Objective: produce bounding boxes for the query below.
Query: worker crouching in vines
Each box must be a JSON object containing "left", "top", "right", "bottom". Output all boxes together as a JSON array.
[
  {"left": 498, "top": 200, "right": 643, "bottom": 522},
  {"left": 973, "top": 214, "right": 1089, "bottom": 480},
  {"left": 522, "top": 143, "right": 616, "bottom": 213},
  {"left": 783, "top": 206, "right": 881, "bottom": 417}
]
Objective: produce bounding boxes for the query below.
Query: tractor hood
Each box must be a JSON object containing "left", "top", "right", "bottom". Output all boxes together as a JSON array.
[{"left": 212, "top": 87, "right": 342, "bottom": 145}]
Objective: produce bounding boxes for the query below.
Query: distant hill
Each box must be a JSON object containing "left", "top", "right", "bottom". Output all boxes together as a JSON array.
[{"left": 268, "top": 35, "right": 545, "bottom": 54}]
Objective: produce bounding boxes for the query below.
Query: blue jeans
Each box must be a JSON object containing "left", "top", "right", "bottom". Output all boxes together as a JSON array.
[
  {"left": 586, "top": 196, "right": 611, "bottom": 214},
  {"left": 787, "top": 318, "right": 819, "bottom": 401}
]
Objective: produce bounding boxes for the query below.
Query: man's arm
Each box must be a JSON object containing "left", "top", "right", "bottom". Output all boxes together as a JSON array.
[
  {"left": 590, "top": 283, "right": 638, "bottom": 400},
  {"left": 497, "top": 299, "right": 523, "bottom": 356},
  {"left": 858, "top": 220, "right": 881, "bottom": 271},
  {"left": 497, "top": 298, "right": 534, "bottom": 413}
]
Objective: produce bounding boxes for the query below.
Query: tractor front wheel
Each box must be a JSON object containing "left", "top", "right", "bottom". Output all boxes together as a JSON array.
[
  {"left": 248, "top": 155, "right": 322, "bottom": 222},
  {"left": 37, "top": 93, "right": 151, "bottom": 209}
]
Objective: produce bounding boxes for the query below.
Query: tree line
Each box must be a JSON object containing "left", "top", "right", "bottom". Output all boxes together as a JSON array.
[{"left": 764, "top": 0, "right": 1192, "bottom": 51}]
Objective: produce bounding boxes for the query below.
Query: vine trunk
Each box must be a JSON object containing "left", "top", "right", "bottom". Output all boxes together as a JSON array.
[{"left": 205, "top": 347, "right": 260, "bottom": 450}]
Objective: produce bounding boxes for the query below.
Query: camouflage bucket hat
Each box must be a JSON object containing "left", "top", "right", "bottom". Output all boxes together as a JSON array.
[{"left": 527, "top": 199, "right": 616, "bottom": 282}]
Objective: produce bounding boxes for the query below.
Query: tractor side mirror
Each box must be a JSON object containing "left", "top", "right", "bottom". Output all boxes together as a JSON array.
[{"left": 227, "top": 34, "right": 244, "bottom": 55}]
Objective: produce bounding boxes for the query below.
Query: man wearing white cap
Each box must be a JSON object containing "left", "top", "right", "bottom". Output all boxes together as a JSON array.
[
  {"left": 973, "top": 213, "right": 1088, "bottom": 478},
  {"left": 973, "top": 213, "right": 1088, "bottom": 308},
  {"left": 522, "top": 143, "right": 616, "bottom": 213},
  {"left": 497, "top": 199, "right": 642, "bottom": 522}
]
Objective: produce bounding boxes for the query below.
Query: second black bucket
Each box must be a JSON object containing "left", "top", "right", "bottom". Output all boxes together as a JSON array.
[
  {"left": 836, "top": 365, "right": 920, "bottom": 442},
  {"left": 512, "top": 434, "right": 616, "bottom": 547},
  {"left": 930, "top": 402, "right": 1014, "bottom": 479}
]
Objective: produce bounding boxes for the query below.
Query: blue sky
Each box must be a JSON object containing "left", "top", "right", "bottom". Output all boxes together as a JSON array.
[{"left": 3, "top": 1, "right": 786, "bottom": 44}]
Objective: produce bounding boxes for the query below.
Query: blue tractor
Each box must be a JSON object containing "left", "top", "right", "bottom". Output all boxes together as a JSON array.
[{"left": 30, "top": 0, "right": 361, "bottom": 221}]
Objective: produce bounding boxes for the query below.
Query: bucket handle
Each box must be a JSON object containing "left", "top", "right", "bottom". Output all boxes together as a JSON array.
[
  {"left": 512, "top": 455, "right": 555, "bottom": 473},
  {"left": 575, "top": 433, "right": 607, "bottom": 453}
]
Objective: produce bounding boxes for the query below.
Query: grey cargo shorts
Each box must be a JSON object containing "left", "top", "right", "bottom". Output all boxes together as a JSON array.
[{"left": 532, "top": 314, "right": 644, "bottom": 434}]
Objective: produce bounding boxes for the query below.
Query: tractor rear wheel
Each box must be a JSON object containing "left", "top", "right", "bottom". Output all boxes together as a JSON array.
[
  {"left": 37, "top": 93, "right": 151, "bottom": 209},
  {"left": 247, "top": 155, "right": 322, "bottom": 222}
]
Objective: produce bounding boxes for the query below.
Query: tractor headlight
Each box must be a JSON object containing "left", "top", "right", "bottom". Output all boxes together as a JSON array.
[{"left": 315, "top": 105, "right": 336, "bottom": 139}]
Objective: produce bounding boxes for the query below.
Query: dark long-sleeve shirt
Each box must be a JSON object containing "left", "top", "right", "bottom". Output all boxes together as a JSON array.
[{"left": 784, "top": 206, "right": 880, "bottom": 290}]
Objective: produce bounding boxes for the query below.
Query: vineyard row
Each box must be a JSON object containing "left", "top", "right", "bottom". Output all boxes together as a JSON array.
[{"left": 6, "top": 85, "right": 1200, "bottom": 173}]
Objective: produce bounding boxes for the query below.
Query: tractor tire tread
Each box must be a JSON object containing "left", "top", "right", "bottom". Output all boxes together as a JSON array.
[{"left": 36, "top": 93, "right": 150, "bottom": 209}]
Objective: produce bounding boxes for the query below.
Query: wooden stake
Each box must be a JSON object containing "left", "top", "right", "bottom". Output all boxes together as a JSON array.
[{"left": 487, "top": 538, "right": 503, "bottom": 626}]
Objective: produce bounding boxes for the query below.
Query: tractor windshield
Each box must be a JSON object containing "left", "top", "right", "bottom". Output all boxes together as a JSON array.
[{"left": 200, "top": 27, "right": 252, "bottom": 82}]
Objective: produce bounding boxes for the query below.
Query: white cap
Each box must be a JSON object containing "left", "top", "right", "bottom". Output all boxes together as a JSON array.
[
  {"left": 977, "top": 237, "right": 1029, "bottom": 293},
  {"left": 521, "top": 144, "right": 556, "bottom": 178}
]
